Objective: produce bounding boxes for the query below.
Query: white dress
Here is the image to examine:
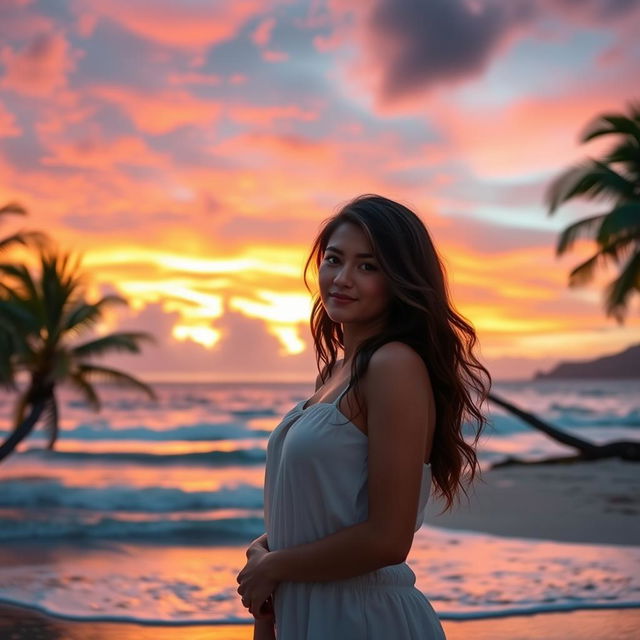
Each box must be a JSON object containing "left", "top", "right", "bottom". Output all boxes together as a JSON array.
[{"left": 264, "top": 387, "right": 446, "bottom": 640}]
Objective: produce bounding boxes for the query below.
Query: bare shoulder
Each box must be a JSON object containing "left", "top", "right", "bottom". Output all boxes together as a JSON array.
[
  {"left": 367, "top": 342, "right": 429, "bottom": 381},
  {"left": 363, "top": 342, "right": 432, "bottom": 410}
]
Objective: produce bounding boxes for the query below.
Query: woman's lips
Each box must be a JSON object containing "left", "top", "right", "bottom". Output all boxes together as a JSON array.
[{"left": 330, "top": 293, "right": 357, "bottom": 303}]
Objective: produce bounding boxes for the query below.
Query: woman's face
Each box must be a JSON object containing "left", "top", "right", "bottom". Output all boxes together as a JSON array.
[{"left": 319, "top": 222, "right": 391, "bottom": 328}]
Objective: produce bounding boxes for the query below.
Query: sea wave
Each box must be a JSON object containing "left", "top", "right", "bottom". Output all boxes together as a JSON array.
[
  {"left": 0, "top": 478, "right": 263, "bottom": 512},
  {"left": 0, "top": 512, "right": 265, "bottom": 542},
  {"left": 0, "top": 422, "right": 272, "bottom": 441},
  {"left": 0, "top": 526, "right": 639, "bottom": 624},
  {"left": 10, "top": 447, "right": 266, "bottom": 466}
]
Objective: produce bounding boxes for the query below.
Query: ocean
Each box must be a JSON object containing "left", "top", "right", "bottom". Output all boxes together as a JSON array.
[{"left": 0, "top": 379, "right": 638, "bottom": 625}]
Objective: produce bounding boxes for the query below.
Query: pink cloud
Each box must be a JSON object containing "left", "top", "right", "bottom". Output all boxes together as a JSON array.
[
  {"left": 0, "top": 31, "right": 80, "bottom": 97},
  {"left": 0, "top": 1, "right": 55, "bottom": 41},
  {"left": 226, "top": 103, "right": 318, "bottom": 126},
  {"left": 42, "top": 134, "right": 168, "bottom": 169},
  {"left": 92, "top": 85, "right": 222, "bottom": 134},
  {"left": 212, "top": 131, "right": 340, "bottom": 167},
  {"left": 76, "top": 0, "right": 267, "bottom": 50},
  {"left": 0, "top": 100, "right": 21, "bottom": 137},
  {"left": 252, "top": 17, "right": 276, "bottom": 47},
  {"left": 262, "top": 50, "right": 289, "bottom": 62},
  {"left": 167, "top": 71, "right": 222, "bottom": 86},
  {"left": 432, "top": 81, "right": 637, "bottom": 178}
]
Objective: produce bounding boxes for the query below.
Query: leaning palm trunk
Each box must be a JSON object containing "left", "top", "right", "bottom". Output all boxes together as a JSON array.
[
  {"left": 0, "top": 393, "right": 48, "bottom": 461},
  {"left": 489, "top": 392, "right": 640, "bottom": 465}
]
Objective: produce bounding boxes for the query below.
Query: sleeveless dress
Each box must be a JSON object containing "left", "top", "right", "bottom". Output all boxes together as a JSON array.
[{"left": 263, "top": 387, "right": 446, "bottom": 640}]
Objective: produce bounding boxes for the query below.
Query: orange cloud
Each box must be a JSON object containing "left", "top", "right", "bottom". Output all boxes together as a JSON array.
[
  {"left": 92, "top": 85, "right": 222, "bottom": 134},
  {"left": 0, "top": 100, "right": 20, "bottom": 137},
  {"left": 76, "top": 0, "right": 267, "bottom": 50},
  {"left": 0, "top": 31, "right": 79, "bottom": 96},
  {"left": 42, "top": 134, "right": 169, "bottom": 169}
]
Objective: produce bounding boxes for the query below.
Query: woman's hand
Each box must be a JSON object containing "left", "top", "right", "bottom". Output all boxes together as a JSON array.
[
  {"left": 237, "top": 548, "right": 278, "bottom": 619},
  {"left": 246, "top": 532, "right": 269, "bottom": 559}
]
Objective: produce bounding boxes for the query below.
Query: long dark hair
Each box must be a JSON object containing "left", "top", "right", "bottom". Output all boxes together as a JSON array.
[{"left": 303, "top": 194, "right": 492, "bottom": 511}]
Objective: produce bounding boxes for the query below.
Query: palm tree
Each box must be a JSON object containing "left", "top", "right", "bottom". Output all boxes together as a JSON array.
[
  {"left": 487, "top": 104, "right": 640, "bottom": 467},
  {"left": 0, "top": 249, "right": 156, "bottom": 462},
  {"left": 545, "top": 101, "right": 640, "bottom": 323},
  {"left": 0, "top": 201, "right": 47, "bottom": 253}
]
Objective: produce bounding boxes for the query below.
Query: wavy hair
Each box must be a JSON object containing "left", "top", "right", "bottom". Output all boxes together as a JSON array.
[{"left": 303, "top": 194, "right": 492, "bottom": 511}]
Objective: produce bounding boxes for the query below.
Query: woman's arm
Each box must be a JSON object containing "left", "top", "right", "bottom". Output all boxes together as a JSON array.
[
  {"left": 253, "top": 617, "right": 276, "bottom": 640},
  {"left": 243, "top": 343, "right": 434, "bottom": 585}
]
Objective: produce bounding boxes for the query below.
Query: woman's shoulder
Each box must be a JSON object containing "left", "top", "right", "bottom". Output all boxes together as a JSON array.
[
  {"left": 368, "top": 341, "right": 427, "bottom": 376},
  {"left": 364, "top": 342, "right": 431, "bottom": 402}
]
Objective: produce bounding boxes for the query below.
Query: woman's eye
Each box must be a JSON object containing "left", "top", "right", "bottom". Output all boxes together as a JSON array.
[
  {"left": 324, "top": 255, "right": 339, "bottom": 264},
  {"left": 360, "top": 263, "right": 377, "bottom": 271}
]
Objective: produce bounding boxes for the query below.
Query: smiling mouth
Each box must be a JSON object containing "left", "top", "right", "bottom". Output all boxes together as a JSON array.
[{"left": 330, "top": 293, "right": 357, "bottom": 301}]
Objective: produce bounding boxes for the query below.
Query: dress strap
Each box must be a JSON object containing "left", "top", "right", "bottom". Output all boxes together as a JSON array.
[{"left": 333, "top": 385, "right": 350, "bottom": 407}]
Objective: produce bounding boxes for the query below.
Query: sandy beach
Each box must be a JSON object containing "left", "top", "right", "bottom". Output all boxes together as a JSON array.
[
  {"left": 3, "top": 457, "right": 638, "bottom": 639},
  {"left": 425, "top": 458, "right": 640, "bottom": 545}
]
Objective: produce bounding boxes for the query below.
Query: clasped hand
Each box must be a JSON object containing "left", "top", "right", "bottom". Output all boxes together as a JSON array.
[{"left": 237, "top": 543, "right": 278, "bottom": 619}]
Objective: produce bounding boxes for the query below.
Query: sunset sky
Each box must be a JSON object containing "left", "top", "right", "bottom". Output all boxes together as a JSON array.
[{"left": 1, "top": 0, "right": 639, "bottom": 382}]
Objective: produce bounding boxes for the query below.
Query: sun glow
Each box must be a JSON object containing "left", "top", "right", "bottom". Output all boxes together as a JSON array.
[
  {"left": 84, "top": 247, "right": 303, "bottom": 277},
  {"left": 173, "top": 324, "right": 221, "bottom": 348},
  {"left": 270, "top": 326, "right": 306, "bottom": 355},
  {"left": 229, "top": 291, "right": 312, "bottom": 354}
]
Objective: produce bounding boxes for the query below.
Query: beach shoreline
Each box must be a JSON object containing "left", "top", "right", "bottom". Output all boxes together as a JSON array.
[{"left": 2, "top": 602, "right": 639, "bottom": 640}]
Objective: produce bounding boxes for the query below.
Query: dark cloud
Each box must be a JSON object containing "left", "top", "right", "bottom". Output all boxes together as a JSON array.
[
  {"left": 360, "top": 0, "right": 639, "bottom": 104},
  {"left": 366, "top": 0, "right": 533, "bottom": 103}
]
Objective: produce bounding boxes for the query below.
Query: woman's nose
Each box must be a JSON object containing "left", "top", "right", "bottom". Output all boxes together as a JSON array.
[{"left": 333, "top": 265, "right": 353, "bottom": 286}]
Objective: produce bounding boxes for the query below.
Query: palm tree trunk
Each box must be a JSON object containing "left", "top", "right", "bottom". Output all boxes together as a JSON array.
[
  {"left": 489, "top": 391, "right": 640, "bottom": 463},
  {"left": 45, "top": 393, "right": 59, "bottom": 450},
  {"left": 0, "top": 395, "right": 47, "bottom": 462}
]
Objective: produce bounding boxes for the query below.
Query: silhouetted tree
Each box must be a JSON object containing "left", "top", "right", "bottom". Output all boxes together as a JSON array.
[
  {"left": 546, "top": 102, "right": 640, "bottom": 323},
  {"left": 0, "top": 249, "right": 156, "bottom": 462}
]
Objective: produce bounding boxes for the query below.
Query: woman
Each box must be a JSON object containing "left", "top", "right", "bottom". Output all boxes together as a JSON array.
[{"left": 237, "top": 194, "right": 491, "bottom": 639}]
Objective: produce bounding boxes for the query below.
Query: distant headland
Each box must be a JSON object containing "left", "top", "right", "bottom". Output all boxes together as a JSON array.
[{"left": 533, "top": 343, "right": 640, "bottom": 380}]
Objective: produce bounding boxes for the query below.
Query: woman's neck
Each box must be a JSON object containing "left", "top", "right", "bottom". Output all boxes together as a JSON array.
[{"left": 341, "top": 319, "right": 387, "bottom": 363}]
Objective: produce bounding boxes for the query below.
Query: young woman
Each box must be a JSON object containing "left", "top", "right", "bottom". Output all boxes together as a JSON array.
[{"left": 237, "top": 194, "right": 491, "bottom": 639}]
